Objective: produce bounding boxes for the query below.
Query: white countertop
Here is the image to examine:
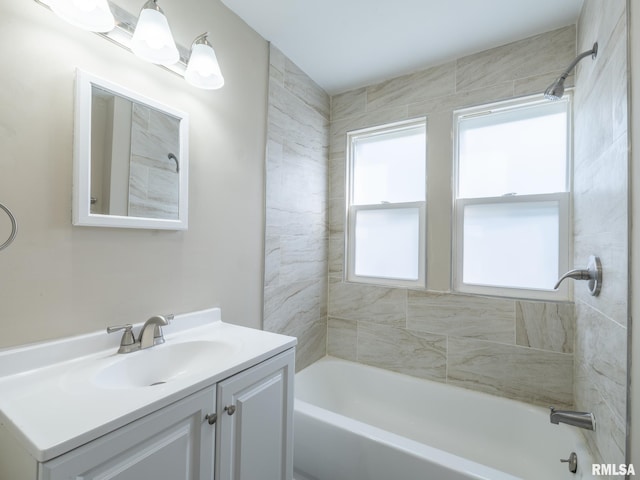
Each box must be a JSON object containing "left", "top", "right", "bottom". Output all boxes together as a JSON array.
[{"left": 0, "top": 308, "right": 296, "bottom": 463}]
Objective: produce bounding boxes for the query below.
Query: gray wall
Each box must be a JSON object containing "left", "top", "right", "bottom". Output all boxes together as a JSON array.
[
  {"left": 573, "top": 0, "right": 628, "bottom": 466},
  {"left": 0, "top": 0, "right": 269, "bottom": 348},
  {"left": 264, "top": 45, "right": 330, "bottom": 371},
  {"left": 326, "top": 26, "right": 578, "bottom": 408}
]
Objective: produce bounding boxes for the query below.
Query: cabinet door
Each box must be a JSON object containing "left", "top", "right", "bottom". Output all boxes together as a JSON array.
[
  {"left": 216, "top": 349, "right": 294, "bottom": 480},
  {"left": 40, "top": 387, "right": 216, "bottom": 480}
]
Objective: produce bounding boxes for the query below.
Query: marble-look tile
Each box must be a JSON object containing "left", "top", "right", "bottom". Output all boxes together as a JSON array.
[
  {"left": 329, "top": 151, "right": 346, "bottom": 200},
  {"left": 328, "top": 196, "right": 345, "bottom": 234},
  {"left": 269, "top": 44, "right": 286, "bottom": 86},
  {"left": 515, "top": 301, "right": 574, "bottom": 353},
  {"left": 328, "top": 277, "right": 406, "bottom": 327},
  {"left": 295, "top": 319, "right": 328, "bottom": 372},
  {"left": 331, "top": 88, "right": 367, "bottom": 121},
  {"left": 357, "top": 322, "right": 446, "bottom": 382},
  {"left": 456, "top": 26, "right": 576, "bottom": 93},
  {"left": 408, "top": 82, "right": 513, "bottom": 117},
  {"left": 264, "top": 279, "right": 325, "bottom": 334},
  {"left": 574, "top": 302, "right": 627, "bottom": 422},
  {"left": 447, "top": 337, "right": 573, "bottom": 407},
  {"left": 330, "top": 105, "right": 409, "bottom": 152},
  {"left": 279, "top": 235, "right": 327, "bottom": 286},
  {"left": 328, "top": 232, "right": 344, "bottom": 276},
  {"left": 574, "top": 362, "right": 626, "bottom": 466},
  {"left": 264, "top": 235, "right": 280, "bottom": 288},
  {"left": 407, "top": 291, "right": 514, "bottom": 343},
  {"left": 327, "top": 317, "right": 357, "bottom": 361},
  {"left": 366, "top": 62, "right": 456, "bottom": 112},
  {"left": 284, "top": 56, "right": 330, "bottom": 120}
]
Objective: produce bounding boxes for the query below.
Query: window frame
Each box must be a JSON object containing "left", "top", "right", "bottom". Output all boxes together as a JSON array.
[
  {"left": 452, "top": 94, "right": 573, "bottom": 301},
  {"left": 345, "top": 118, "right": 427, "bottom": 288}
]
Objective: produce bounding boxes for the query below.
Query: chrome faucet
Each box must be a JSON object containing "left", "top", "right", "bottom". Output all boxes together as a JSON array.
[
  {"left": 107, "top": 314, "right": 174, "bottom": 354},
  {"left": 549, "top": 407, "right": 596, "bottom": 431}
]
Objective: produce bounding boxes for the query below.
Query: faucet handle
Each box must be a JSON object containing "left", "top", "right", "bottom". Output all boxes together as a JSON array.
[{"left": 106, "top": 324, "right": 138, "bottom": 353}]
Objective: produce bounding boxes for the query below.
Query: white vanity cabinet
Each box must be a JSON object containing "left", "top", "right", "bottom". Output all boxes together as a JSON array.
[
  {"left": 39, "top": 387, "right": 216, "bottom": 480},
  {"left": 0, "top": 309, "right": 296, "bottom": 480},
  {"left": 36, "top": 349, "right": 295, "bottom": 480},
  {"left": 216, "top": 349, "right": 294, "bottom": 480}
]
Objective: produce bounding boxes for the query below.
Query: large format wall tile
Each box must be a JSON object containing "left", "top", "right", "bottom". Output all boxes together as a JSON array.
[
  {"left": 357, "top": 322, "right": 446, "bottom": 382},
  {"left": 516, "top": 301, "right": 574, "bottom": 353},
  {"left": 447, "top": 337, "right": 573, "bottom": 407},
  {"left": 456, "top": 26, "right": 576, "bottom": 93},
  {"left": 326, "top": 27, "right": 581, "bottom": 412},
  {"left": 407, "top": 291, "right": 514, "bottom": 343},
  {"left": 329, "top": 277, "right": 407, "bottom": 327},
  {"left": 264, "top": 45, "right": 329, "bottom": 371}
]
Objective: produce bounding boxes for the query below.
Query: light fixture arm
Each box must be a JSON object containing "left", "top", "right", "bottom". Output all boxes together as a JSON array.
[{"left": 35, "top": 0, "right": 190, "bottom": 77}]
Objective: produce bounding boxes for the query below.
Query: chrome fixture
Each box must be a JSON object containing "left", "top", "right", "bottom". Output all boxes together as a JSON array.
[
  {"left": 0, "top": 203, "right": 17, "bottom": 252},
  {"left": 139, "top": 314, "right": 171, "bottom": 349},
  {"left": 544, "top": 42, "right": 598, "bottom": 100},
  {"left": 549, "top": 407, "right": 596, "bottom": 431},
  {"left": 554, "top": 255, "right": 602, "bottom": 296},
  {"left": 168, "top": 153, "right": 179, "bottom": 173},
  {"left": 560, "top": 452, "right": 578, "bottom": 474},
  {"left": 107, "top": 314, "right": 173, "bottom": 353},
  {"left": 34, "top": 0, "right": 225, "bottom": 89}
]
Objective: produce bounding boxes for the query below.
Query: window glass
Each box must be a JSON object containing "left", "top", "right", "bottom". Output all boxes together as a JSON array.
[
  {"left": 454, "top": 96, "right": 570, "bottom": 299},
  {"left": 458, "top": 101, "right": 568, "bottom": 198},
  {"left": 346, "top": 119, "right": 427, "bottom": 287},
  {"left": 352, "top": 125, "right": 425, "bottom": 205}
]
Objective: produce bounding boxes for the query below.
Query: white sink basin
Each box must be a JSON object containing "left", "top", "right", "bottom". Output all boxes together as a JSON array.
[{"left": 93, "top": 340, "right": 236, "bottom": 389}]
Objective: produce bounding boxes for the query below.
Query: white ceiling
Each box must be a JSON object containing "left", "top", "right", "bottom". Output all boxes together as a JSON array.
[{"left": 220, "top": 0, "right": 584, "bottom": 95}]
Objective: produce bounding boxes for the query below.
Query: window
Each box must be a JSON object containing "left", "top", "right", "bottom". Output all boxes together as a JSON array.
[
  {"left": 346, "top": 119, "right": 427, "bottom": 287},
  {"left": 453, "top": 96, "right": 571, "bottom": 300}
]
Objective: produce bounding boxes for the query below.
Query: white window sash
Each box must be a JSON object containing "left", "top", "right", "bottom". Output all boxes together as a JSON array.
[
  {"left": 453, "top": 192, "right": 571, "bottom": 301},
  {"left": 346, "top": 201, "right": 426, "bottom": 287}
]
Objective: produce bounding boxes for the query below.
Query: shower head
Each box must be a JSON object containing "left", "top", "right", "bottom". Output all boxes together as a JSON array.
[{"left": 544, "top": 42, "right": 598, "bottom": 101}]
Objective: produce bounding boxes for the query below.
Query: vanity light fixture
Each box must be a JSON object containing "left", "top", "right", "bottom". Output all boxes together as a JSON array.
[
  {"left": 47, "top": 0, "right": 116, "bottom": 32},
  {"left": 130, "top": 0, "right": 179, "bottom": 66},
  {"left": 34, "top": 0, "right": 224, "bottom": 90},
  {"left": 185, "top": 33, "right": 225, "bottom": 90}
]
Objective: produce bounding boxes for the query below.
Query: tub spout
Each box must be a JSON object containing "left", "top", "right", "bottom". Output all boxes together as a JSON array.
[{"left": 549, "top": 407, "right": 595, "bottom": 431}]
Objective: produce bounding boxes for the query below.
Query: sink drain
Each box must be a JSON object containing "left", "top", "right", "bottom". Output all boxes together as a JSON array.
[{"left": 149, "top": 381, "right": 167, "bottom": 386}]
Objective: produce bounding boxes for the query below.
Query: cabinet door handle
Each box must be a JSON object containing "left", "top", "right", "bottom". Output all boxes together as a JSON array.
[
  {"left": 205, "top": 413, "right": 217, "bottom": 425},
  {"left": 224, "top": 405, "right": 236, "bottom": 416}
]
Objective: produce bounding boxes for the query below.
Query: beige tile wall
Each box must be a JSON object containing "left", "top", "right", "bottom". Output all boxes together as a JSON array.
[
  {"left": 574, "top": 0, "right": 628, "bottom": 467},
  {"left": 264, "top": 45, "right": 330, "bottom": 371},
  {"left": 327, "top": 26, "right": 579, "bottom": 408}
]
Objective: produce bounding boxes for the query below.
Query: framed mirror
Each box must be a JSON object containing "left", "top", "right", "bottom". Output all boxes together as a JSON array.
[{"left": 73, "top": 70, "right": 189, "bottom": 230}]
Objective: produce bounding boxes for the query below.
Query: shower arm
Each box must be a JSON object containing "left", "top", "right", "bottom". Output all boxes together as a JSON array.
[{"left": 558, "top": 43, "right": 598, "bottom": 79}]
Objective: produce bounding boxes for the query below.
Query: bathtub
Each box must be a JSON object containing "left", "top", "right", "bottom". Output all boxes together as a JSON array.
[{"left": 294, "top": 357, "right": 596, "bottom": 480}]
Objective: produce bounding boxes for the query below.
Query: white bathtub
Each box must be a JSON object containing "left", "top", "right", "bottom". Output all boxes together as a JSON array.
[{"left": 294, "top": 357, "right": 596, "bottom": 480}]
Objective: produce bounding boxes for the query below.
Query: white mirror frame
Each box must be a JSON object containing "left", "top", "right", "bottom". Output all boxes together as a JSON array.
[{"left": 73, "top": 69, "right": 189, "bottom": 230}]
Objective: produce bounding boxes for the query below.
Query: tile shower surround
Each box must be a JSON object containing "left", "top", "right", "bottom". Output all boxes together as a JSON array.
[
  {"left": 265, "top": 10, "right": 628, "bottom": 468},
  {"left": 263, "top": 45, "right": 329, "bottom": 372},
  {"left": 327, "top": 25, "right": 578, "bottom": 409},
  {"left": 573, "top": 0, "right": 627, "bottom": 467}
]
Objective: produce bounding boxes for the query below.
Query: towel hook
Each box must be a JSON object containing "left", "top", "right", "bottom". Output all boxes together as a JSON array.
[
  {"left": 0, "top": 202, "right": 17, "bottom": 252},
  {"left": 554, "top": 255, "right": 602, "bottom": 296}
]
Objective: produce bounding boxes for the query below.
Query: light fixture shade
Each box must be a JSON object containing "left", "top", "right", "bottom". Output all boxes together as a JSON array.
[
  {"left": 48, "top": 0, "right": 115, "bottom": 33},
  {"left": 131, "top": 0, "right": 179, "bottom": 66},
  {"left": 185, "top": 33, "right": 224, "bottom": 90}
]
